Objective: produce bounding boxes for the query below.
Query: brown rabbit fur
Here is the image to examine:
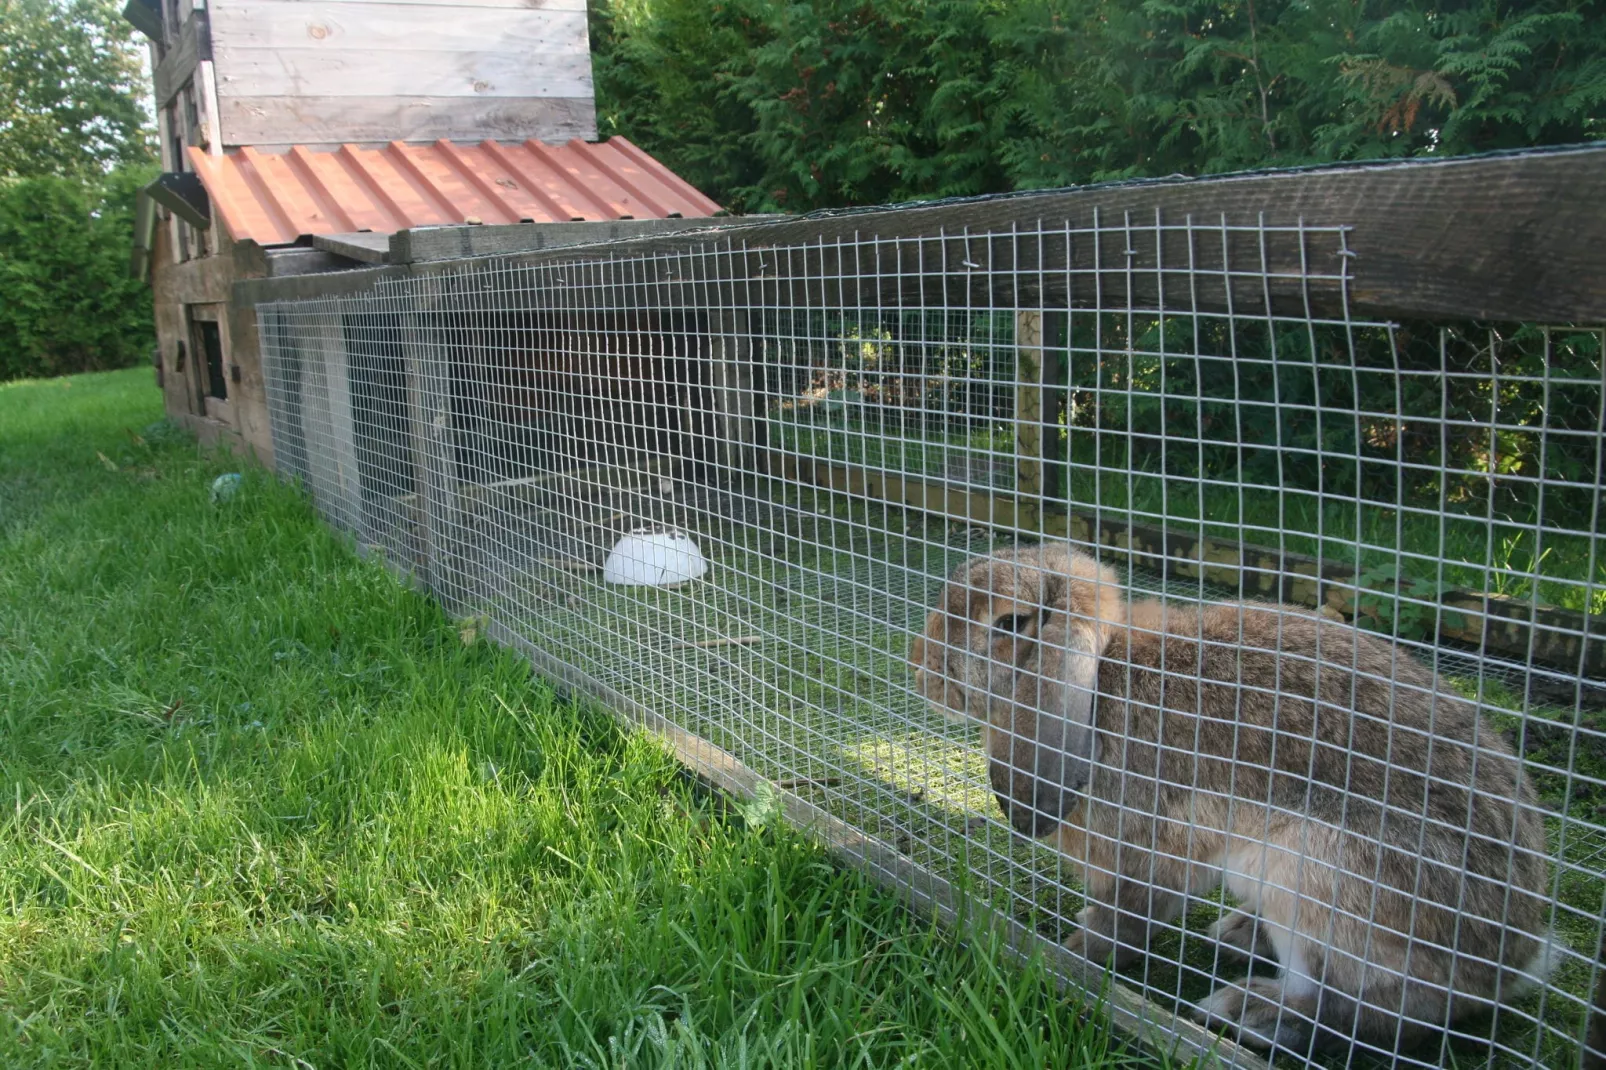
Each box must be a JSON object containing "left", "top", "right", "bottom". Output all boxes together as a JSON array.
[{"left": 910, "top": 543, "right": 1555, "bottom": 1055}]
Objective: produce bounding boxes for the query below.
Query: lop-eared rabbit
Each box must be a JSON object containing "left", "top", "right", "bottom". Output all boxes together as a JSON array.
[{"left": 909, "top": 543, "right": 1554, "bottom": 1055}]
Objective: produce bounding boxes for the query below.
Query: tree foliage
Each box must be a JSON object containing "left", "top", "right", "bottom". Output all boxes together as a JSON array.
[
  {"left": 592, "top": 0, "right": 1606, "bottom": 213},
  {"left": 0, "top": 0, "right": 152, "bottom": 180},
  {"left": 0, "top": 165, "right": 158, "bottom": 380},
  {"left": 0, "top": 0, "right": 155, "bottom": 380}
]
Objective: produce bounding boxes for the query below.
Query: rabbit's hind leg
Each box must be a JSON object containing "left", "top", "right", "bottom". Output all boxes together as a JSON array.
[{"left": 1193, "top": 825, "right": 1343, "bottom": 1052}]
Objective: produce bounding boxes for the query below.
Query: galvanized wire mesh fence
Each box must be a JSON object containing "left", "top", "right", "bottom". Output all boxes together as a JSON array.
[{"left": 258, "top": 209, "right": 1606, "bottom": 1070}]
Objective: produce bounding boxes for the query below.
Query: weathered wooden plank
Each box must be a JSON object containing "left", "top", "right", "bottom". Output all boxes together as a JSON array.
[
  {"left": 213, "top": 48, "right": 592, "bottom": 99},
  {"left": 208, "top": 1, "right": 586, "bottom": 53},
  {"left": 196, "top": 59, "right": 222, "bottom": 153},
  {"left": 1057, "top": 509, "right": 1606, "bottom": 678},
  {"left": 294, "top": 315, "right": 345, "bottom": 526},
  {"left": 153, "top": 10, "right": 207, "bottom": 106},
  {"left": 217, "top": 94, "right": 597, "bottom": 149},
  {"left": 165, "top": 255, "right": 232, "bottom": 304},
  {"left": 226, "top": 302, "right": 278, "bottom": 466},
  {"left": 265, "top": 246, "right": 371, "bottom": 276},
  {"left": 235, "top": 265, "right": 399, "bottom": 307},
  {"left": 446, "top": 146, "right": 1606, "bottom": 325},
  {"left": 396, "top": 274, "right": 480, "bottom": 616},
  {"left": 297, "top": 306, "right": 366, "bottom": 538},
  {"left": 169, "top": 409, "right": 248, "bottom": 453},
  {"left": 714, "top": 307, "right": 761, "bottom": 479},
  {"left": 388, "top": 216, "right": 768, "bottom": 264},
  {"left": 234, "top": 146, "right": 1606, "bottom": 327},
  {"left": 1014, "top": 310, "right": 1046, "bottom": 534},
  {"left": 1040, "top": 310, "right": 1069, "bottom": 501},
  {"left": 765, "top": 451, "right": 1020, "bottom": 530},
  {"left": 313, "top": 232, "right": 391, "bottom": 264}
]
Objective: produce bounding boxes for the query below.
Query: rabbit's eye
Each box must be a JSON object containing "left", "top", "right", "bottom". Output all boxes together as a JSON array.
[{"left": 992, "top": 611, "right": 1037, "bottom": 635}]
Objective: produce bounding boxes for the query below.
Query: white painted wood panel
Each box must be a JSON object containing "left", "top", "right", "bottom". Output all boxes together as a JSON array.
[
  {"left": 217, "top": 94, "right": 596, "bottom": 146},
  {"left": 209, "top": 1, "right": 587, "bottom": 53},
  {"left": 214, "top": 48, "right": 592, "bottom": 98}
]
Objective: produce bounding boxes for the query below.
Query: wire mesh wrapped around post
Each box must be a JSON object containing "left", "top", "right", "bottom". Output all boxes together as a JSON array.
[{"left": 256, "top": 210, "right": 1606, "bottom": 1070}]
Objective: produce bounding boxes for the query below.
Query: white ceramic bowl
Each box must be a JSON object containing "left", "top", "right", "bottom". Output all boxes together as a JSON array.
[{"left": 602, "top": 528, "right": 709, "bottom": 587}]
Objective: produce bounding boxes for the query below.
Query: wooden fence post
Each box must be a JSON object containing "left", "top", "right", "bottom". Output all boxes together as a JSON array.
[
  {"left": 715, "top": 306, "right": 763, "bottom": 483},
  {"left": 1015, "top": 309, "right": 1047, "bottom": 535},
  {"left": 398, "top": 275, "right": 475, "bottom": 618},
  {"left": 1042, "top": 309, "right": 1068, "bottom": 510}
]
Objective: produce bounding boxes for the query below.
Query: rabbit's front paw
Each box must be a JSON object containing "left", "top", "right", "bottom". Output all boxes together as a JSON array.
[
  {"left": 1206, "top": 911, "right": 1268, "bottom": 962},
  {"left": 1195, "top": 977, "right": 1316, "bottom": 1052},
  {"left": 1068, "top": 906, "right": 1142, "bottom": 970}
]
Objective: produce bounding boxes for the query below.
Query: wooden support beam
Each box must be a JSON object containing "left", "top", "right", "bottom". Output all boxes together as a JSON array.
[
  {"left": 1014, "top": 310, "right": 1047, "bottom": 534},
  {"left": 300, "top": 307, "right": 365, "bottom": 540},
  {"left": 716, "top": 307, "right": 762, "bottom": 481},
  {"left": 398, "top": 280, "right": 476, "bottom": 617},
  {"left": 1041, "top": 310, "right": 1068, "bottom": 502},
  {"left": 153, "top": 10, "right": 206, "bottom": 107}
]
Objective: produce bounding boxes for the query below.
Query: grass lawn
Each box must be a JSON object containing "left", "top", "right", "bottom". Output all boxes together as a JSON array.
[{"left": 0, "top": 368, "right": 1150, "bottom": 1069}]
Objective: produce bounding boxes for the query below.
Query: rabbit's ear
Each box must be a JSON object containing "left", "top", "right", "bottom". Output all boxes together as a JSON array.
[
  {"left": 1047, "top": 619, "right": 1102, "bottom": 785},
  {"left": 989, "top": 619, "right": 1106, "bottom": 838}
]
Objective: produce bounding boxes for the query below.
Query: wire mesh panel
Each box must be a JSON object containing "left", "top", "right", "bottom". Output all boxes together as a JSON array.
[{"left": 257, "top": 212, "right": 1606, "bottom": 1070}]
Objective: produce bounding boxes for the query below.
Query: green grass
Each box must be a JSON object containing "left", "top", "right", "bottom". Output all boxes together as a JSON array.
[{"left": 0, "top": 369, "right": 1153, "bottom": 1069}]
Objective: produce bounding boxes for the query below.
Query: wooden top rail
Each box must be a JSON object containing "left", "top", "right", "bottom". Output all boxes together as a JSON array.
[{"left": 241, "top": 145, "right": 1606, "bottom": 325}]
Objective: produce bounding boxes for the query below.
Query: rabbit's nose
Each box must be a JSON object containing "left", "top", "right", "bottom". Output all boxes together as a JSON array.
[
  {"left": 989, "top": 759, "right": 1068, "bottom": 839},
  {"left": 995, "top": 789, "right": 1063, "bottom": 839}
]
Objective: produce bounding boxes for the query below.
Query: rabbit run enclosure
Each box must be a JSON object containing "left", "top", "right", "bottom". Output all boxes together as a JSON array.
[{"left": 254, "top": 147, "right": 1606, "bottom": 1070}]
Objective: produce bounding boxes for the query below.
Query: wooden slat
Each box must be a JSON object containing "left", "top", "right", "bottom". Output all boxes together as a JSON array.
[
  {"left": 208, "top": 1, "right": 586, "bottom": 52},
  {"left": 153, "top": 10, "right": 207, "bottom": 106},
  {"left": 715, "top": 307, "right": 762, "bottom": 477},
  {"left": 213, "top": 48, "right": 593, "bottom": 99},
  {"left": 1014, "top": 310, "right": 1046, "bottom": 534},
  {"left": 311, "top": 309, "right": 366, "bottom": 538},
  {"left": 234, "top": 144, "right": 1606, "bottom": 326},
  {"left": 295, "top": 314, "right": 348, "bottom": 528},
  {"left": 312, "top": 232, "right": 391, "bottom": 264},
  {"left": 388, "top": 216, "right": 768, "bottom": 264},
  {"left": 216, "top": 95, "right": 597, "bottom": 149},
  {"left": 1041, "top": 310, "right": 1068, "bottom": 500},
  {"left": 398, "top": 294, "right": 454, "bottom": 598},
  {"left": 391, "top": 145, "right": 1604, "bottom": 325},
  {"left": 196, "top": 60, "right": 222, "bottom": 153}
]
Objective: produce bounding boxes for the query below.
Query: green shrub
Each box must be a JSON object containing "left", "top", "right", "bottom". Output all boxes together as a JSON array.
[
  {"left": 592, "top": 0, "right": 1606, "bottom": 214},
  {"left": 0, "top": 165, "right": 157, "bottom": 381}
]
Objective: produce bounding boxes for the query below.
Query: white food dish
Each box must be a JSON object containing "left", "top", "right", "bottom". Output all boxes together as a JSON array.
[{"left": 602, "top": 528, "right": 709, "bottom": 587}]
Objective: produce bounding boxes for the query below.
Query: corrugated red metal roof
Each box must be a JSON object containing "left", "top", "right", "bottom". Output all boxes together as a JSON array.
[{"left": 187, "top": 136, "right": 722, "bottom": 247}]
